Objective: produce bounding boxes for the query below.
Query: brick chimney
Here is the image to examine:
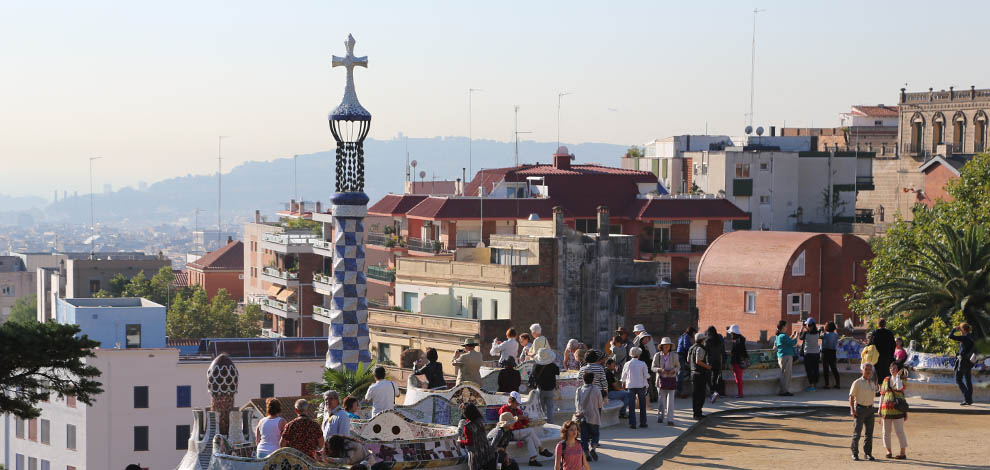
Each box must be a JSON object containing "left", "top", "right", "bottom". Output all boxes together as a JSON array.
[
  {"left": 553, "top": 146, "right": 572, "bottom": 171},
  {"left": 597, "top": 206, "right": 609, "bottom": 241},
  {"left": 552, "top": 206, "right": 565, "bottom": 237},
  {"left": 299, "top": 201, "right": 306, "bottom": 213},
  {"left": 290, "top": 199, "right": 297, "bottom": 212},
  {"left": 315, "top": 201, "right": 322, "bottom": 213},
  {"left": 254, "top": 210, "right": 261, "bottom": 223},
  {"left": 227, "top": 235, "right": 233, "bottom": 244}
]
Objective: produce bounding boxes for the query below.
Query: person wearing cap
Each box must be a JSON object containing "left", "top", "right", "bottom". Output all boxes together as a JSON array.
[
  {"left": 452, "top": 337, "right": 483, "bottom": 386},
  {"left": 676, "top": 326, "right": 697, "bottom": 398},
  {"left": 490, "top": 327, "right": 520, "bottom": 363},
  {"left": 497, "top": 356, "right": 522, "bottom": 393},
  {"left": 620, "top": 345, "right": 650, "bottom": 428},
  {"left": 687, "top": 332, "right": 712, "bottom": 420},
  {"left": 773, "top": 320, "right": 798, "bottom": 397},
  {"left": 529, "top": 323, "right": 549, "bottom": 355},
  {"left": 498, "top": 391, "right": 552, "bottom": 465},
  {"left": 575, "top": 371, "right": 605, "bottom": 461},
  {"left": 652, "top": 337, "right": 679, "bottom": 426},
  {"left": 728, "top": 325, "right": 748, "bottom": 398},
  {"left": 364, "top": 366, "right": 399, "bottom": 416},
  {"left": 487, "top": 411, "right": 521, "bottom": 470},
  {"left": 578, "top": 349, "right": 609, "bottom": 400},
  {"left": 530, "top": 348, "right": 560, "bottom": 425}
]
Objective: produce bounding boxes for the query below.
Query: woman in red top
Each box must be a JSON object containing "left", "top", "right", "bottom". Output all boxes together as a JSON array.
[
  {"left": 457, "top": 404, "right": 496, "bottom": 470},
  {"left": 554, "top": 420, "right": 589, "bottom": 470},
  {"left": 498, "top": 392, "right": 552, "bottom": 465}
]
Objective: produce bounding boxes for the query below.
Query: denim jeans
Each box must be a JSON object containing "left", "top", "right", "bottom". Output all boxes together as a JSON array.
[
  {"left": 676, "top": 352, "right": 689, "bottom": 394},
  {"left": 628, "top": 387, "right": 647, "bottom": 426},
  {"left": 956, "top": 359, "right": 974, "bottom": 403},
  {"left": 579, "top": 422, "right": 600, "bottom": 453},
  {"left": 538, "top": 390, "right": 556, "bottom": 424},
  {"left": 608, "top": 389, "right": 631, "bottom": 417}
]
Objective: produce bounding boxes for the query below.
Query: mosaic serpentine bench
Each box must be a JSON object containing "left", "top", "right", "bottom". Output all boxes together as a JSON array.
[{"left": 403, "top": 381, "right": 548, "bottom": 428}]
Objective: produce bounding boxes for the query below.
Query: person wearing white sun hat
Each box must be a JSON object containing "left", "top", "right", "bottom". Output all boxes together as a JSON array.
[
  {"left": 652, "top": 337, "right": 680, "bottom": 426},
  {"left": 728, "top": 324, "right": 749, "bottom": 398}
]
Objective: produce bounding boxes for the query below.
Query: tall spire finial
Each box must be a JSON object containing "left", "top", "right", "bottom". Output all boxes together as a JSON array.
[{"left": 330, "top": 33, "right": 370, "bottom": 121}]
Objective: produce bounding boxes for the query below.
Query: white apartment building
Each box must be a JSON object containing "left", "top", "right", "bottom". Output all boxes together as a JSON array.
[{"left": 622, "top": 135, "right": 736, "bottom": 193}]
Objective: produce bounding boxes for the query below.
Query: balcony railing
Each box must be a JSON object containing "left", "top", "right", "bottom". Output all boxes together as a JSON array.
[
  {"left": 313, "top": 272, "right": 332, "bottom": 285},
  {"left": 261, "top": 298, "right": 298, "bottom": 314},
  {"left": 367, "top": 232, "right": 390, "bottom": 247},
  {"left": 976, "top": 142, "right": 986, "bottom": 153},
  {"left": 312, "top": 305, "right": 333, "bottom": 323},
  {"left": 263, "top": 266, "right": 299, "bottom": 281},
  {"left": 262, "top": 231, "right": 319, "bottom": 246},
  {"left": 367, "top": 265, "right": 396, "bottom": 283},
  {"left": 310, "top": 239, "right": 333, "bottom": 252},
  {"left": 406, "top": 237, "right": 447, "bottom": 253},
  {"left": 642, "top": 239, "right": 709, "bottom": 254}
]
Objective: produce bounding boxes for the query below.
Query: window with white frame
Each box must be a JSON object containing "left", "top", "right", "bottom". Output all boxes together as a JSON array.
[
  {"left": 759, "top": 195, "right": 771, "bottom": 205},
  {"left": 745, "top": 291, "right": 757, "bottom": 313},
  {"left": 735, "top": 163, "right": 750, "bottom": 178},
  {"left": 657, "top": 261, "right": 671, "bottom": 282},
  {"left": 792, "top": 250, "right": 806, "bottom": 276},
  {"left": 788, "top": 293, "right": 802, "bottom": 315}
]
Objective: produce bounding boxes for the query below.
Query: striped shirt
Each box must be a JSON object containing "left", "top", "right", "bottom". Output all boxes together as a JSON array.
[{"left": 578, "top": 363, "right": 608, "bottom": 398}]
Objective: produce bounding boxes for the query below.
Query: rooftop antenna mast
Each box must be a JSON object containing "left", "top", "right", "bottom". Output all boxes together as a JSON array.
[
  {"left": 748, "top": 8, "right": 766, "bottom": 127},
  {"left": 88, "top": 156, "right": 102, "bottom": 257},
  {"left": 217, "top": 136, "right": 228, "bottom": 247},
  {"left": 293, "top": 154, "right": 298, "bottom": 202},
  {"left": 557, "top": 91, "right": 572, "bottom": 149},
  {"left": 514, "top": 105, "right": 532, "bottom": 167},
  {"left": 469, "top": 88, "right": 483, "bottom": 176}
]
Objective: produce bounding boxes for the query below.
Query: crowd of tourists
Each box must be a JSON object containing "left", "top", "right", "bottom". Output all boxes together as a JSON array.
[{"left": 243, "top": 319, "right": 977, "bottom": 469}]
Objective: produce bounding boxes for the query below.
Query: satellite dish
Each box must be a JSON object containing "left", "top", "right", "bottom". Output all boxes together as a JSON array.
[
  {"left": 419, "top": 171, "right": 426, "bottom": 178},
  {"left": 744, "top": 125, "right": 753, "bottom": 135},
  {"left": 756, "top": 126, "right": 765, "bottom": 136},
  {"left": 410, "top": 160, "right": 418, "bottom": 168}
]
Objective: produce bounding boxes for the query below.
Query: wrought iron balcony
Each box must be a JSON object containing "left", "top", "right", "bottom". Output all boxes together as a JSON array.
[
  {"left": 366, "top": 232, "right": 390, "bottom": 247},
  {"left": 641, "top": 239, "right": 710, "bottom": 254},
  {"left": 367, "top": 265, "right": 396, "bottom": 283},
  {"left": 406, "top": 237, "right": 447, "bottom": 253}
]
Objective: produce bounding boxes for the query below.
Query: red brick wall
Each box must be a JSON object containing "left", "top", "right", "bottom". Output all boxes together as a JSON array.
[
  {"left": 921, "top": 165, "right": 957, "bottom": 207},
  {"left": 202, "top": 271, "right": 244, "bottom": 302},
  {"left": 696, "top": 285, "right": 782, "bottom": 342},
  {"left": 820, "top": 234, "right": 871, "bottom": 325},
  {"left": 706, "top": 220, "right": 724, "bottom": 243},
  {"left": 670, "top": 256, "right": 689, "bottom": 286}
]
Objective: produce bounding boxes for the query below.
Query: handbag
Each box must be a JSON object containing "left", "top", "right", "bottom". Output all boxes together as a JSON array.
[
  {"left": 659, "top": 376, "right": 677, "bottom": 390},
  {"left": 894, "top": 395, "right": 909, "bottom": 413}
]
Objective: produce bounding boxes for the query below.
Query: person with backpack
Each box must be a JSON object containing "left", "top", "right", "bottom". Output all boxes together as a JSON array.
[{"left": 688, "top": 332, "right": 712, "bottom": 420}]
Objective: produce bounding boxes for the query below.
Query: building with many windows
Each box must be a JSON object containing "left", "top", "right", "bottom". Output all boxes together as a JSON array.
[
  {"left": 186, "top": 237, "right": 244, "bottom": 301},
  {"left": 0, "top": 256, "right": 34, "bottom": 322}
]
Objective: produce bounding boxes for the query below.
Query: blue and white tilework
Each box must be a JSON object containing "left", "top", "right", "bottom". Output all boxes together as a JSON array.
[{"left": 326, "top": 202, "right": 372, "bottom": 370}]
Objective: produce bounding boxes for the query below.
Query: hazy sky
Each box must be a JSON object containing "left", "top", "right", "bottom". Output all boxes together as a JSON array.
[{"left": 3, "top": 0, "right": 989, "bottom": 199}]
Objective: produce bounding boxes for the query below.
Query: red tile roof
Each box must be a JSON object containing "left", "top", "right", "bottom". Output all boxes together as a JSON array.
[
  {"left": 187, "top": 240, "right": 244, "bottom": 271},
  {"left": 368, "top": 194, "right": 429, "bottom": 216},
  {"left": 625, "top": 198, "right": 749, "bottom": 220},
  {"left": 851, "top": 105, "right": 899, "bottom": 118},
  {"left": 508, "top": 164, "right": 658, "bottom": 179},
  {"left": 405, "top": 197, "right": 562, "bottom": 220},
  {"left": 697, "top": 231, "right": 819, "bottom": 289},
  {"left": 464, "top": 168, "right": 515, "bottom": 197}
]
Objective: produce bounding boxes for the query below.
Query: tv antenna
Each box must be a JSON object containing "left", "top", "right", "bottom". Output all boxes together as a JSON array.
[
  {"left": 748, "top": 8, "right": 766, "bottom": 127},
  {"left": 514, "top": 105, "right": 532, "bottom": 167}
]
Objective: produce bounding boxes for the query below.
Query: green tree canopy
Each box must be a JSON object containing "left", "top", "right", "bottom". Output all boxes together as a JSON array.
[
  {"left": 166, "top": 286, "right": 261, "bottom": 339},
  {"left": 0, "top": 321, "right": 103, "bottom": 419},
  {"left": 7, "top": 294, "right": 37, "bottom": 324},
  {"left": 626, "top": 146, "right": 644, "bottom": 159},
  {"left": 851, "top": 152, "right": 990, "bottom": 353}
]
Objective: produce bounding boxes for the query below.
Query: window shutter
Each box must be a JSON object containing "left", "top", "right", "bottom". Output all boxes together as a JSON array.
[{"left": 803, "top": 293, "right": 812, "bottom": 313}]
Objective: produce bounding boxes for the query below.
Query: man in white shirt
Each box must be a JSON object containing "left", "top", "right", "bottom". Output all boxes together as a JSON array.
[
  {"left": 620, "top": 346, "right": 650, "bottom": 429},
  {"left": 489, "top": 327, "right": 520, "bottom": 362},
  {"left": 364, "top": 366, "right": 399, "bottom": 416}
]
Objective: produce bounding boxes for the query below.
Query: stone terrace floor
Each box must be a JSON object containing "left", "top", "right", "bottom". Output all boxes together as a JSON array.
[{"left": 587, "top": 388, "right": 989, "bottom": 470}]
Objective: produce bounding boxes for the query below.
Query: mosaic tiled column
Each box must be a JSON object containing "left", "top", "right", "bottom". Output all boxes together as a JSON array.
[{"left": 325, "top": 192, "right": 372, "bottom": 370}]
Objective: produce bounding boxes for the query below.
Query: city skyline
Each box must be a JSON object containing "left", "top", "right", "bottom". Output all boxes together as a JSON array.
[{"left": 2, "top": 1, "right": 989, "bottom": 198}]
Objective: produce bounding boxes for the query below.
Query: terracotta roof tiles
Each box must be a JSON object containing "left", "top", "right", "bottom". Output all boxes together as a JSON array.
[
  {"left": 697, "top": 231, "right": 818, "bottom": 290},
  {"left": 187, "top": 240, "right": 243, "bottom": 271},
  {"left": 851, "top": 105, "right": 899, "bottom": 118},
  {"left": 368, "top": 194, "right": 429, "bottom": 216}
]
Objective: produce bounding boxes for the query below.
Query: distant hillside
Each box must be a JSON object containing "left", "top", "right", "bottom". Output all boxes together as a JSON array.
[
  {"left": 42, "top": 137, "right": 629, "bottom": 226},
  {"left": 0, "top": 194, "right": 47, "bottom": 211}
]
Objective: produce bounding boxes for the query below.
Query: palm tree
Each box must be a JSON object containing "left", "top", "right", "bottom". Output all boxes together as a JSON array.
[
  {"left": 308, "top": 361, "right": 378, "bottom": 399},
  {"left": 875, "top": 224, "right": 990, "bottom": 339}
]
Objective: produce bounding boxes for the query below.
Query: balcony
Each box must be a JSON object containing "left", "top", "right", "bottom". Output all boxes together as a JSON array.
[
  {"left": 312, "top": 305, "right": 333, "bottom": 324},
  {"left": 310, "top": 239, "right": 334, "bottom": 257},
  {"left": 367, "top": 232, "right": 391, "bottom": 247},
  {"left": 396, "top": 258, "right": 512, "bottom": 285},
  {"left": 261, "top": 231, "right": 318, "bottom": 254},
  {"left": 642, "top": 239, "right": 710, "bottom": 255},
  {"left": 367, "top": 265, "right": 396, "bottom": 283},
  {"left": 261, "top": 266, "right": 299, "bottom": 286},
  {"left": 260, "top": 297, "right": 298, "bottom": 318},
  {"left": 368, "top": 308, "right": 480, "bottom": 337},
  {"left": 856, "top": 176, "right": 875, "bottom": 191},
  {"left": 406, "top": 237, "right": 448, "bottom": 254},
  {"left": 313, "top": 272, "right": 333, "bottom": 295},
  {"left": 855, "top": 209, "right": 875, "bottom": 224}
]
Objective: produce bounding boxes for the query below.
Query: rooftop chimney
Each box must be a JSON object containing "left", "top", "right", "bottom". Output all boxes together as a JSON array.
[
  {"left": 552, "top": 206, "right": 565, "bottom": 237},
  {"left": 254, "top": 210, "right": 261, "bottom": 223},
  {"left": 597, "top": 206, "right": 610, "bottom": 241},
  {"left": 290, "top": 199, "right": 297, "bottom": 212},
  {"left": 227, "top": 235, "right": 233, "bottom": 244},
  {"left": 553, "top": 146, "right": 572, "bottom": 171},
  {"left": 315, "top": 201, "right": 322, "bottom": 213},
  {"left": 770, "top": 126, "right": 776, "bottom": 137}
]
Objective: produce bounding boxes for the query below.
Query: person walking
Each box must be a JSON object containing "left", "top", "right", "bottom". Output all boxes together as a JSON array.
[
  {"left": 575, "top": 372, "right": 604, "bottom": 462},
  {"left": 452, "top": 337, "right": 484, "bottom": 386},
  {"left": 255, "top": 397, "right": 286, "bottom": 458},
  {"left": 849, "top": 363, "right": 877, "bottom": 461},
  {"left": 605, "top": 358, "right": 630, "bottom": 420},
  {"left": 676, "top": 327, "right": 696, "bottom": 398},
  {"left": 688, "top": 332, "right": 711, "bottom": 420},
  {"left": 458, "top": 403, "right": 497, "bottom": 470},
  {"left": 279, "top": 399, "right": 324, "bottom": 459},
  {"left": 821, "top": 321, "right": 841, "bottom": 389},
  {"left": 554, "top": 420, "right": 590, "bottom": 470},
  {"left": 728, "top": 325, "right": 748, "bottom": 398},
  {"left": 364, "top": 366, "right": 399, "bottom": 416},
  {"left": 872, "top": 319, "right": 897, "bottom": 387},
  {"left": 704, "top": 326, "right": 725, "bottom": 403},
  {"left": 652, "top": 337, "right": 679, "bottom": 426},
  {"left": 621, "top": 346, "right": 650, "bottom": 428},
  {"left": 498, "top": 357, "right": 522, "bottom": 393},
  {"left": 413, "top": 348, "right": 447, "bottom": 389},
  {"left": 879, "top": 362, "right": 908, "bottom": 459},
  {"left": 801, "top": 319, "right": 822, "bottom": 392},
  {"left": 490, "top": 328, "right": 520, "bottom": 362},
  {"left": 773, "top": 320, "right": 798, "bottom": 396},
  {"left": 949, "top": 323, "right": 976, "bottom": 405},
  {"left": 531, "top": 348, "right": 560, "bottom": 424}
]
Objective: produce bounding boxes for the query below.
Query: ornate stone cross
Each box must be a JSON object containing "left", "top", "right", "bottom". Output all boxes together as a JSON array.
[{"left": 332, "top": 34, "right": 368, "bottom": 112}]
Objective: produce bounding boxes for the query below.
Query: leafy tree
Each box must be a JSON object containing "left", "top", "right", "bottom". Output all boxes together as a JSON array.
[
  {"left": 166, "top": 286, "right": 260, "bottom": 339},
  {"left": 850, "top": 152, "right": 990, "bottom": 351},
  {"left": 238, "top": 303, "right": 264, "bottom": 338},
  {"left": 285, "top": 217, "right": 322, "bottom": 236},
  {"left": 626, "top": 146, "right": 644, "bottom": 159},
  {"left": 121, "top": 270, "right": 151, "bottom": 299},
  {"left": 0, "top": 321, "right": 103, "bottom": 419},
  {"left": 149, "top": 266, "right": 176, "bottom": 306},
  {"left": 309, "top": 361, "right": 378, "bottom": 399},
  {"left": 7, "top": 295, "right": 37, "bottom": 324},
  {"left": 108, "top": 273, "right": 128, "bottom": 297}
]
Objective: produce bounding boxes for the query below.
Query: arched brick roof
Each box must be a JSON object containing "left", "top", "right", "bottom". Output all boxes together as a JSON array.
[{"left": 697, "top": 231, "right": 819, "bottom": 290}]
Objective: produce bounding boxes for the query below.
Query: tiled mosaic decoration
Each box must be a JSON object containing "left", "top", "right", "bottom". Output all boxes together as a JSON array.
[{"left": 326, "top": 208, "right": 372, "bottom": 371}]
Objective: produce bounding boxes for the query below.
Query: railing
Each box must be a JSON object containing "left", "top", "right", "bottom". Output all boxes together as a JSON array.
[
  {"left": 262, "top": 232, "right": 319, "bottom": 246},
  {"left": 261, "top": 298, "right": 297, "bottom": 314},
  {"left": 642, "top": 239, "right": 709, "bottom": 254},
  {"left": 976, "top": 142, "right": 986, "bottom": 153},
  {"left": 366, "top": 232, "right": 390, "bottom": 247},
  {"left": 367, "top": 265, "right": 396, "bottom": 282},
  {"left": 313, "top": 272, "right": 332, "bottom": 285},
  {"left": 455, "top": 236, "right": 481, "bottom": 248},
  {"left": 312, "top": 305, "right": 333, "bottom": 322},
  {"left": 855, "top": 209, "right": 874, "bottom": 224},
  {"left": 262, "top": 266, "right": 299, "bottom": 281},
  {"left": 310, "top": 239, "right": 333, "bottom": 252},
  {"left": 406, "top": 237, "right": 446, "bottom": 253}
]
